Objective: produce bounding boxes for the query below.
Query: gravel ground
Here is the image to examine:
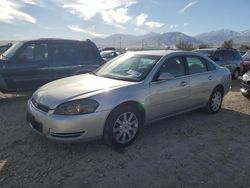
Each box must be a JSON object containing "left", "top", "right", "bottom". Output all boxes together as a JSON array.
[{"left": 0, "top": 79, "right": 250, "bottom": 188}]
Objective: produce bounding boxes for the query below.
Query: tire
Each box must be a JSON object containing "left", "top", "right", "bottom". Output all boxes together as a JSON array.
[
  {"left": 232, "top": 68, "right": 240, "bottom": 80},
  {"left": 205, "top": 87, "right": 223, "bottom": 114},
  {"left": 241, "top": 92, "right": 250, "bottom": 99},
  {"left": 103, "top": 105, "right": 142, "bottom": 148}
]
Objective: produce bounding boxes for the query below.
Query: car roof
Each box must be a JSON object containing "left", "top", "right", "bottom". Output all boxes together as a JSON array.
[
  {"left": 129, "top": 50, "right": 196, "bottom": 56},
  {"left": 195, "top": 48, "right": 238, "bottom": 51},
  {"left": 20, "top": 38, "right": 93, "bottom": 43}
]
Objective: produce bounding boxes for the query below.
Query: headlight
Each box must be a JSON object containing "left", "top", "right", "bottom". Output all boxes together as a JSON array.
[{"left": 54, "top": 99, "right": 99, "bottom": 115}]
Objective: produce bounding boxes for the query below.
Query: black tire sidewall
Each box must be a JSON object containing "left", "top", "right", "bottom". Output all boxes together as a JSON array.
[
  {"left": 233, "top": 69, "right": 240, "bottom": 79},
  {"left": 103, "top": 105, "right": 142, "bottom": 148}
]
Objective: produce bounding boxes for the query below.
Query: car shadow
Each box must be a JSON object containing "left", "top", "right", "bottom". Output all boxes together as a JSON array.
[{"left": 230, "top": 79, "right": 241, "bottom": 92}]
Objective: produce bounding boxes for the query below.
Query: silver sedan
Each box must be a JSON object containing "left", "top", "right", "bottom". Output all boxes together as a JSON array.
[{"left": 27, "top": 50, "right": 231, "bottom": 147}]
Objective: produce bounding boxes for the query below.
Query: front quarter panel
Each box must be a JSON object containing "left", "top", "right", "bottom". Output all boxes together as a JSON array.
[{"left": 90, "top": 82, "right": 148, "bottom": 112}]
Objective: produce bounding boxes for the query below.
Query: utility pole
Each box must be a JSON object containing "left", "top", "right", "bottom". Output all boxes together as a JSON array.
[
  {"left": 142, "top": 40, "right": 144, "bottom": 50},
  {"left": 158, "top": 38, "right": 160, "bottom": 49},
  {"left": 119, "top": 37, "right": 121, "bottom": 50}
]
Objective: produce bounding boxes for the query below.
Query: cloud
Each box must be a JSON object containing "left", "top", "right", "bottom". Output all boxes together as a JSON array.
[
  {"left": 0, "top": 0, "right": 36, "bottom": 24},
  {"left": 101, "top": 8, "right": 131, "bottom": 26},
  {"left": 183, "top": 22, "right": 189, "bottom": 27},
  {"left": 145, "top": 21, "right": 163, "bottom": 28},
  {"left": 169, "top": 24, "right": 179, "bottom": 29},
  {"left": 61, "top": 0, "right": 136, "bottom": 28},
  {"left": 135, "top": 12, "right": 163, "bottom": 28},
  {"left": 136, "top": 13, "right": 148, "bottom": 26},
  {"left": 178, "top": 1, "right": 198, "bottom": 14},
  {"left": 68, "top": 25, "right": 106, "bottom": 37},
  {"left": 20, "top": 0, "right": 41, "bottom": 5}
]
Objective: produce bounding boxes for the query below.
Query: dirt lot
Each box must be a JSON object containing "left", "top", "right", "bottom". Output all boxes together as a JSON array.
[{"left": 0, "top": 79, "right": 250, "bottom": 188}]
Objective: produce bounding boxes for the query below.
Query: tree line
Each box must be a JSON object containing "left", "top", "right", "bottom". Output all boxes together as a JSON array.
[{"left": 175, "top": 39, "right": 250, "bottom": 51}]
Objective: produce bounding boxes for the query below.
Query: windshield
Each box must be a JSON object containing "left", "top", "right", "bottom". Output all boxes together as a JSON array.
[
  {"left": 1, "top": 42, "right": 24, "bottom": 59},
  {"left": 95, "top": 53, "right": 161, "bottom": 82},
  {"left": 194, "top": 50, "right": 215, "bottom": 58}
]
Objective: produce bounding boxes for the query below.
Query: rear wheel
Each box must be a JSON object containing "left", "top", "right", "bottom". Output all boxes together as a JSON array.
[
  {"left": 103, "top": 105, "right": 142, "bottom": 148},
  {"left": 232, "top": 68, "right": 240, "bottom": 80},
  {"left": 205, "top": 87, "right": 223, "bottom": 114}
]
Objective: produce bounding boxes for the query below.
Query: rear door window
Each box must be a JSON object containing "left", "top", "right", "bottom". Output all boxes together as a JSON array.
[
  {"left": 186, "top": 56, "right": 208, "bottom": 74},
  {"left": 50, "top": 43, "right": 79, "bottom": 65},
  {"left": 213, "top": 51, "right": 223, "bottom": 61}
]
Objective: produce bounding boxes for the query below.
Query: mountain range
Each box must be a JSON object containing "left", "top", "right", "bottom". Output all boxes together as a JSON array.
[
  {"left": 1, "top": 29, "right": 250, "bottom": 49},
  {"left": 92, "top": 29, "right": 250, "bottom": 49}
]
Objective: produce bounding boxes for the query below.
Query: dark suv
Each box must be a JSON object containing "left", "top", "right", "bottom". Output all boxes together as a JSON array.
[
  {"left": 194, "top": 48, "right": 243, "bottom": 79},
  {"left": 0, "top": 39, "right": 104, "bottom": 92}
]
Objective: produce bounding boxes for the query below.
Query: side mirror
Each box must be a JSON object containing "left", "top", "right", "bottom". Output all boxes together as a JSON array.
[{"left": 157, "top": 72, "right": 175, "bottom": 81}]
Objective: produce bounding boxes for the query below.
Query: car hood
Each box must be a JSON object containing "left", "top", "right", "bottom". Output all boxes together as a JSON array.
[{"left": 32, "top": 74, "right": 135, "bottom": 109}]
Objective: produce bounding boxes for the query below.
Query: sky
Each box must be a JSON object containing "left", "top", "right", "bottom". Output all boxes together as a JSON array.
[{"left": 0, "top": 0, "right": 250, "bottom": 40}]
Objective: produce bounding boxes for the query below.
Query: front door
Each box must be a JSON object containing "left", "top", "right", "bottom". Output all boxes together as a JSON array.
[
  {"left": 2, "top": 42, "right": 52, "bottom": 90},
  {"left": 147, "top": 56, "right": 190, "bottom": 121}
]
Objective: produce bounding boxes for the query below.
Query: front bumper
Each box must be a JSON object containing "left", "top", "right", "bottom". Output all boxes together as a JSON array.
[
  {"left": 241, "top": 81, "right": 250, "bottom": 96},
  {"left": 27, "top": 100, "right": 110, "bottom": 142}
]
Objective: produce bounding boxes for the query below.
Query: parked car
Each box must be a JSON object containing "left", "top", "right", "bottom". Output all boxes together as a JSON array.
[
  {"left": 241, "top": 71, "right": 250, "bottom": 97},
  {"left": 238, "top": 49, "right": 246, "bottom": 57},
  {"left": 100, "top": 50, "right": 121, "bottom": 61},
  {"left": 99, "top": 47, "right": 116, "bottom": 52},
  {"left": 27, "top": 50, "right": 231, "bottom": 147},
  {"left": 0, "top": 39, "right": 104, "bottom": 92},
  {"left": 0, "top": 43, "right": 12, "bottom": 55},
  {"left": 194, "top": 48, "right": 243, "bottom": 79},
  {"left": 243, "top": 50, "right": 250, "bottom": 73}
]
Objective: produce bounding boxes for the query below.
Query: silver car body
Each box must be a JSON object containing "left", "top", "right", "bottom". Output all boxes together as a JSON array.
[{"left": 27, "top": 51, "right": 231, "bottom": 142}]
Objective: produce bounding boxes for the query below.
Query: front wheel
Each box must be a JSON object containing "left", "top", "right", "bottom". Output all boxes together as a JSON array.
[
  {"left": 103, "top": 106, "right": 142, "bottom": 148},
  {"left": 205, "top": 88, "right": 223, "bottom": 114}
]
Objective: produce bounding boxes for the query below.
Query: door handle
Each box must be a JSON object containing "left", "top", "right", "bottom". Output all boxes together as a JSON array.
[
  {"left": 180, "top": 81, "right": 187, "bottom": 87},
  {"left": 208, "top": 75, "right": 212, "bottom": 80}
]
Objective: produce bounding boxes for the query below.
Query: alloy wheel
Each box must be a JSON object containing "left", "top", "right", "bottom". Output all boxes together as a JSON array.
[
  {"left": 113, "top": 112, "right": 139, "bottom": 144},
  {"left": 211, "top": 91, "right": 222, "bottom": 112}
]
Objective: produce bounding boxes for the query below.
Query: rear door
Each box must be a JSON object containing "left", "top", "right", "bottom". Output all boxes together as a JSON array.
[
  {"left": 185, "top": 55, "right": 216, "bottom": 107},
  {"left": 2, "top": 42, "right": 51, "bottom": 90},
  {"left": 49, "top": 41, "right": 80, "bottom": 80},
  {"left": 221, "top": 50, "right": 235, "bottom": 73},
  {"left": 148, "top": 56, "right": 190, "bottom": 120}
]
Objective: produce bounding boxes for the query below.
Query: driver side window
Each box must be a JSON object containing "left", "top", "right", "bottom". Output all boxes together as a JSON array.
[
  {"left": 18, "top": 43, "right": 48, "bottom": 63},
  {"left": 159, "top": 57, "right": 186, "bottom": 77}
]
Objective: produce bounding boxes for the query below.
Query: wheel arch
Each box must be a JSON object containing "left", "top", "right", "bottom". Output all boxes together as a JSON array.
[
  {"left": 106, "top": 100, "right": 146, "bottom": 125},
  {"left": 214, "top": 84, "right": 224, "bottom": 96}
]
